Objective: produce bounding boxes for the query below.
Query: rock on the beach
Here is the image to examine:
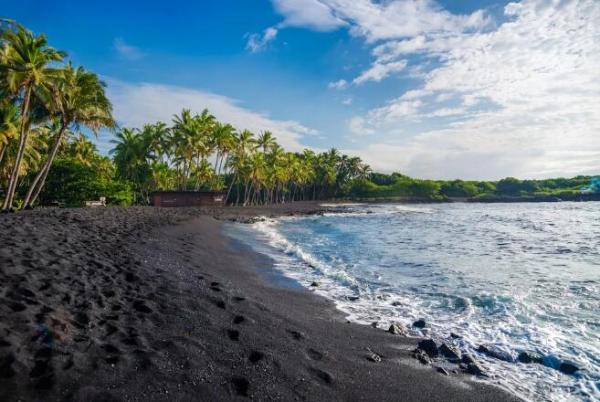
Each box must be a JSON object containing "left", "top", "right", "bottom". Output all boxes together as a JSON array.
[
  {"left": 461, "top": 354, "right": 475, "bottom": 364},
  {"left": 464, "top": 361, "right": 486, "bottom": 376},
  {"left": 417, "top": 339, "right": 439, "bottom": 358},
  {"left": 439, "top": 343, "right": 461, "bottom": 361},
  {"left": 558, "top": 361, "right": 579, "bottom": 375},
  {"left": 477, "top": 345, "right": 513, "bottom": 362},
  {"left": 310, "top": 281, "right": 319, "bottom": 287},
  {"left": 517, "top": 351, "right": 543, "bottom": 364},
  {"left": 413, "top": 349, "right": 432, "bottom": 365},
  {"left": 388, "top": 324, "right": 408, "bottom": 336},
  {"left": 412, "top": 319, "right": 426, "bottom": 328}
]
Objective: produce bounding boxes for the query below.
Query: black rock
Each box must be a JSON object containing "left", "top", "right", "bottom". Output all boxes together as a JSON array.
[
  {"left": 450, "top": 332, "right": 462, "bottom": 339},
  {"left": 310, "top": 281, "right": 319, "bottom": 287},
  {"left": 436, "top": 367, "right": 450, "bottom": 375},
  {"left": 412, "top": 319, "right": 426, "bottom": 328},
  {"left": 388, "top": 324, "right": 407, "bottom": 336},
  {"left": 417, "top": 339, "right": 439, "bottom": 357},
  {"left": 413, "top": 349, "right": 431, "bottom": 365},
  {"left": 465, "top": 361, "right": 486, "bottom": 376},
  {"left": 517, "top": 351, "right": 543, "bottom": 364},
  {"left": 461, "top": 354, "right": 476, "bottom": 364},
  {"left": 477, "top": 345, "right": 513, "bottom": 362},
  {"left": 559, "top": 361, "right": 579, "bottom": 375},
  {"left": 439, "top": 343, "right": 461, "bottom": 361}
]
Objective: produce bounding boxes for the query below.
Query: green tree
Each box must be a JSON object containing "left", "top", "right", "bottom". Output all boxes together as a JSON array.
[
  {"left": 23, "top": 64, "right": 114, "bottom": 208},
  {"left": 0, "top": 24, "right": 65, "bottom": 211}
]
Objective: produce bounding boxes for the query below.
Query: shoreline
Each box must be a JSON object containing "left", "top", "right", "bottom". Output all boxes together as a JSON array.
[{"left": 0, "top": 203, "right": 521, "bottom": 401}]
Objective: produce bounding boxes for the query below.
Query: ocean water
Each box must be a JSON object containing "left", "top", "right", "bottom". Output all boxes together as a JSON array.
[{"left": 227, "top": 202, "right": 600, "bottom": 401}]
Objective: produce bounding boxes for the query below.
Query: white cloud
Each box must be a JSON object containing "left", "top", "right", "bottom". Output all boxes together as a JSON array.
[
  {"left": 435, "top": 93, "right": 453, "bottom": 102},
  {"left": 340, "top": 0, "right": 600, "bottom": 179},
  {"left": 254, "top": 0, "right": 486, "bottom": 55},
  {"left": 325, "top": 0, "right": 488, "bottom": 43},
  {"left": 400, "top": 88, "right": 432, "bottom": 100},
  {"left": 245, "top": 0, "right": 345, "bottom": 52},
  {"left": 105, "top": 79, "right": 316, "bottom": 152},
  {"left": 367, "top": 99, "right": 423, "bottom": 123},
  {"left": 113, "top": 38, "right": 144, "bottom": 60},
  {"left": 272, "top": 0, "right": 346, "bottom": 31},
  {"left": 246, "top": 27, "right": 279, "bottom": 52},
  {"left": 353, "top": 59, "right": 407, "bottom": 85},
  {"left": 328, "top": 79, "right": 348, "bottom": 90},
  {"left": 427, "top": 107, "right": 467, "bottom": 117},
  {"left": 342, "top": 97, "right": 353, "bottom": 105},
  {"left": 348, "top": 116, "right": 375, "bottom": 136}
]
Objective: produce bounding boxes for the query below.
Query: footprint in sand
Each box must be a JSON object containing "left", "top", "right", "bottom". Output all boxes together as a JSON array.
[
  {"left": 308, "top": 367, "right": 334, "bottom": 385},
  {"left": 307, "top": 348, "right": 324, "bottom": 361},
  {"left": 248, "top": 351, "right": 264, "bottom": 363},
  {"left": 287, "top": 329, "right": 305, "bottom": 341},
  {"left": 231, "top": 376, "right": 250, "bottom": 396},
  {"left": 227, "top": 329, "right": 240, "bottom": 341}
]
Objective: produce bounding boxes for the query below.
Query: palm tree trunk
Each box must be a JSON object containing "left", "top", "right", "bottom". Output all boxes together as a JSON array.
[
  {"left": 23, "top": 121, "right": 68, "bottom": 208},
  {"left": 0, "top": 143, "right": 6, "bottom": 168},
  {"left": 2, "top": 86, "right": 32, "bottom": 211},
  {"left": 225, "top": 174, "right": 237, "bottom": 205}
]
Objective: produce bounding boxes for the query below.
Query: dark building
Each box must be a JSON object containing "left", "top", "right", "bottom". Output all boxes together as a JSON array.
[{"left": 150, "top": 191, "right": 226, "bottom": 207}]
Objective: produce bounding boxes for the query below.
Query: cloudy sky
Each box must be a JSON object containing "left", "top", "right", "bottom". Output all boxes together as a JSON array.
[{"left": 7, "top": 0, "right": 600, "bottom": 179}]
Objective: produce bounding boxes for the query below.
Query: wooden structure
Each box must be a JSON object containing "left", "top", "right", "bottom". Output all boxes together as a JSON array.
[{"left": 150, "top": 191, "right": 226, "bottom": 207}]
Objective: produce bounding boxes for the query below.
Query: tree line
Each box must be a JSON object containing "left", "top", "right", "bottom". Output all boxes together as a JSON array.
[{"left": 109, "top": 110, "right": 372, "bottom": 205}]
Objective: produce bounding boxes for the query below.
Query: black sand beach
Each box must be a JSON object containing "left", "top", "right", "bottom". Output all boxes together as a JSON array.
[{"left": 0, "top": 204, "right": 522, "bottom": 401}]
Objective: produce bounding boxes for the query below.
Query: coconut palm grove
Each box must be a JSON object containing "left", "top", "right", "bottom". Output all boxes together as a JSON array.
[{"left": 0, "top": 20, "right": 597, "bottom": 210}]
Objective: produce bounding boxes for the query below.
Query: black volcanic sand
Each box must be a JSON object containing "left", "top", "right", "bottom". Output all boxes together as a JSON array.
[{"left": 0, "top": 204, "right": 522, "bottom": 401}]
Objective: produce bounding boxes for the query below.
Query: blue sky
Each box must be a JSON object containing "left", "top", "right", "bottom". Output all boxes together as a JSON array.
[{"left": 5, "top": 0, "right": 600, "bottom": 179}]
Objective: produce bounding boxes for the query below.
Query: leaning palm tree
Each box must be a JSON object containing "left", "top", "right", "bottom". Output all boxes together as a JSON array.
[
  {"left": 23, "top": 64, "right": 114, "bottom": 208},
  {"left": 0, "top": 24, "right": 65, "bottom": 211}
]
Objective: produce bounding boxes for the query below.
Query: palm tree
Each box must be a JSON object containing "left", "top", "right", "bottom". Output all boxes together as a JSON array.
[
  {"left": 212, "top": 122, "right": 236, "bottom": 177},
  {"left": 23, "top": 64, "right": 114, "bottom": 208},
  {"left": 171, "top": 109, "right": 199, "bottom": 189},
  {"left": 111, "top": 128, "right": 142, "bottom": 176},
  {"left": 0, "top": 101, "right": 19, "bottom": 168},
  {"left": 256, "top": 130, "right": 275, "bottom": 154},
  {"left": 143, "top": 122, "right": 170, "bottom": 163},
  {"left": 0, "top": 24, "right": 65, "bottom": 211},
  {"left": 69, "top": 134, "right": 97, "bottom": 166}
]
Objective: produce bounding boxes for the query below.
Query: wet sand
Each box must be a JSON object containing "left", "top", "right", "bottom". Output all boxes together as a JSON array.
[{"left": 0, "top": 204, "right": 522, "bottom": 401}]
